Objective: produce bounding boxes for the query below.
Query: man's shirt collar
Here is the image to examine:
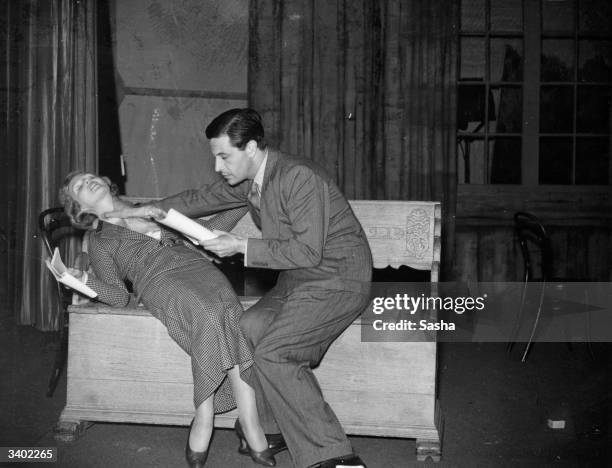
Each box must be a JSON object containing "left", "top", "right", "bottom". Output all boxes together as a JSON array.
[{"left": 253, "top": 151, "right": 268, "bottom": 188}]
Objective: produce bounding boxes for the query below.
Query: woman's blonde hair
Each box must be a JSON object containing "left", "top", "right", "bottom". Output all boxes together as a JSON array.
[{"left": 58, "top": 171, "right": 119, "bottom": 230}]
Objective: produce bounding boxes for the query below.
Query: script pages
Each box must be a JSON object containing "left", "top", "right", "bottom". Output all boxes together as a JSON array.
[
  {"left": 157, "top": 209, "right": 218, "bottom": 244},
  {"left": 45, "top": 247, "right": 98, "bottom": 298}
]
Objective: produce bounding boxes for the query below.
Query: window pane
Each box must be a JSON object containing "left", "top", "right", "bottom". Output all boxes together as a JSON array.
[
  {"left": 490, "top": 0, "right": 522, "bottom": 31},
  {"left": 540, "top": 86, "right": 574, "bottom": 133},
  {"left": 457, "top": 137, "right": 486, "bottom": 184},
  {"left": 577, "top": 86, "right": 611, "bottom": 133},
  {"left": 490, "top": 86, "right": 523, "bottom": 133},
  {"left": 579, "top": 0, "right": 612, "bottom": 33},
  {"left": 576, "top": 137, "right": 609, "bottom": 184},
  {"left": 490, "top": 38, "right": 523, "bottom": 81},
  {"left": 539, "top": 137, "right": 573, "bottom": 184},
  {"left": 578, "top": 40, "right": 612, "bottom": 82},
  {"left": 489, "top": 137, "right": 521, "bottom": 183},
  {"left": 461, "top": 0, "right": 485, "bottom": 31},
  {"left": 543, "top": 0, "right": 575, "bottom": 32},
  {"left": 461, "top": 37, "right": 486, "bottom": 79},
  {"left": 457, "top": 84, "right": 494, "bottom": 131},
  {"left": 541, "top": 40, "right": 575, "bottom": 81}
]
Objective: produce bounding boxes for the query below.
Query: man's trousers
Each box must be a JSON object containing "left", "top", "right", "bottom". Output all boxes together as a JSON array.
[{"left": 240, "top": 284, "right": 370, "bottom": 468}]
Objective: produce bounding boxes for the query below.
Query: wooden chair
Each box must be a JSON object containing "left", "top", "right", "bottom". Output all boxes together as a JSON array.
[
  {"left": 508, "top": 212, "right": 591, "bottom": 362},
  {"left": 38, "top": 207, "right": 74, "bottom": 397},
  {"left": 508, "top": 212, "right": 551, "bottom": 361}
]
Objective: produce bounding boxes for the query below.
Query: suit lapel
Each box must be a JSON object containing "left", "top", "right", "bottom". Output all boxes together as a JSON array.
[
  {"left": 260, "top": 149, "right": 279, "bottom": 194},
  {"left": 250, "top": 149, "right": 280, "bottom": 231}
]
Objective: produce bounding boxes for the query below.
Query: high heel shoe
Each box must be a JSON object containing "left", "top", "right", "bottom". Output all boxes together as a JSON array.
[
  {"left": 185, "top": 419, "right": 208, "bottom": 468},
  {"left": 234, "top": 419, "right": 276, "bottom": 467},
  {"left": 234, "top": 419, "right": 287, "bottom": 455}
]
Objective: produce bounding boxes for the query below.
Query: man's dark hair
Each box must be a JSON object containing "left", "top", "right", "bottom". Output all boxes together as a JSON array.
[{"left": 205, "top": 108, "right": 267, "bottom": 150}]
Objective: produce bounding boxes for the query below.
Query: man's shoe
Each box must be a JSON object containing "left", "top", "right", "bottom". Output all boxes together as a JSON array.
[
  {"left": 265, "top": 432, "right": 287, "bottom": 456},
  {"left": 309, "top": 454, "right": 367, "bottom": 468}
]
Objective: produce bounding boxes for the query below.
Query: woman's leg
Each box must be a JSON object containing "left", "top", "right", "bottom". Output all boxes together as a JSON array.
[
  {"left": 227, "top": 366, "right": 268, "bottom": 451},
  {"left": 189, "top": 395, "right": 214, "bottom": 452}
]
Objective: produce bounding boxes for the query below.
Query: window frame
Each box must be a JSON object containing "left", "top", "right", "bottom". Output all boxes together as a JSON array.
[
  {"left": 457, "top": 0, "right": 612, "bottom": 188},
  {"left": 456, "top": 0, "right": 612, "bottom": 224}
]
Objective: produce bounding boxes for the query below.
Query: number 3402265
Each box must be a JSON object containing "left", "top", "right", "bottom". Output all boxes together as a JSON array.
[{"left": 1, "top": 447, "right": 57, "bottom": 462}]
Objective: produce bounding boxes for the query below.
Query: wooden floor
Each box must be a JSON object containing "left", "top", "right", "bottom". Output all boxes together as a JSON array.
[{"left": 1, "top": 315, "right": 609, "bottom": 467}]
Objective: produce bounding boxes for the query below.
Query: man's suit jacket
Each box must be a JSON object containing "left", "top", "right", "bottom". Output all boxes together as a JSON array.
[{"left": 156, "top": 149, "right": 372, "bottom": 294}]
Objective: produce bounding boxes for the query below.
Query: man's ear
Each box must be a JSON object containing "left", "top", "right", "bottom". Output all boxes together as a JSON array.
[{"left": 246, "top": 140, "right": 258, "bottom": 157}]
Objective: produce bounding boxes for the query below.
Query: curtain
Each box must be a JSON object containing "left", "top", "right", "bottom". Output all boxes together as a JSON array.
[
  {"left": 249, "top": 0, "right": 458, "bottom": 278},
  {"left": 10, "top": 0, "right": 97, "bottom": 329}
]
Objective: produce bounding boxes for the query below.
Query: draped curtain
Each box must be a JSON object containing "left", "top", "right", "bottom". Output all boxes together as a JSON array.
[
  {"left": 249, "top": 0, "right": 459, "bottom": 278},
  {"left": 9, "top": 0, "right": 97, "bottom": 329}
]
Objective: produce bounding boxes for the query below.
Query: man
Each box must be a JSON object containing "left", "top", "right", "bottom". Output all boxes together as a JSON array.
[{"left": 110, "top": 108, "right": 372, "bottom": 468}]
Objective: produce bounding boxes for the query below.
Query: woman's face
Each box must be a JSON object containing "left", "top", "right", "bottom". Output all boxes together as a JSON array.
[{"left": 68, "top": 173, "right": 111, "bottom": 212}]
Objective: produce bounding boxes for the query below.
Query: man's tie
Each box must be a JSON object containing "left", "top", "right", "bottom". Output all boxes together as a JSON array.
[{"left": 248, "top": 181, "right": 261, "bottom": 210}]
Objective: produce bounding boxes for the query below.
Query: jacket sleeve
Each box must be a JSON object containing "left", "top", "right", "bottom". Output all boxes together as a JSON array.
[
  {"left": 245, "top": 166, "right": 328, "bottom": 269},
  {"left": 196, "top": 206, "right": 249, "bottom": 232},
  {"left": 153, "top": 178, "right": 250, "bottom": 217},
  {"left": 85, "top": 233, "right": 131, "bottom": 307}
]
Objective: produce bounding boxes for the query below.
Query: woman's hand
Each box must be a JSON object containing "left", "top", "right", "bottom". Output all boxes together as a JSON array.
[
  {"left": 104, "top": 205, "right": 166, "bottom": 220},
  {"left": 67, "top": 268, "right": 86, "bottom": 282}
]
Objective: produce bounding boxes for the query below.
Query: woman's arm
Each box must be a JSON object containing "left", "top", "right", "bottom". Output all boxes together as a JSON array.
[{"left": 84, "top": 233, "right": 131, "bottom": 307}]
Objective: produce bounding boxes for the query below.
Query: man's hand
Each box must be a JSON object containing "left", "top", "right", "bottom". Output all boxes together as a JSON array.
[
  {"left": 104, "top": 205, "right": 166, "bottom": 220},
  {"left": 201, "top": 230, "right": 247, "bottom": 257}
]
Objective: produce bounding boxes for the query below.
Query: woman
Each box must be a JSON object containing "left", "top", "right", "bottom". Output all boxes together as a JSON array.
[{"left": 59, "top": 171, "right": 274, "bottom": 468}]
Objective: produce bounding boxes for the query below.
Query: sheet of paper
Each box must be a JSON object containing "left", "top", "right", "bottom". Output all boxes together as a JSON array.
[
  {"left": 157, "top": 208, "right": 218, "bottom": 242},
  {"left": 45, "top": 247, "right": 98, "bottom": 298}
]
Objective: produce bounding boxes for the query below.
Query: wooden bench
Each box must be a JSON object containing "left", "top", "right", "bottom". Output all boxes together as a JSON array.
[{"left": 57, "top": 200, "right": 443, "bottom": 462}]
